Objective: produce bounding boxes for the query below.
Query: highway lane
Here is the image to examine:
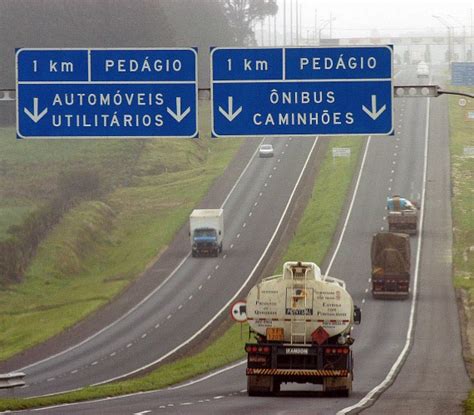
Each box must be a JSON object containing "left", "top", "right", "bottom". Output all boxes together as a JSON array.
[
  {"left": 5, "top": 135, "right": 321, "bottom": 397},
  {"left": 24, "top": 66, "right": 471, "bottom": 414}
]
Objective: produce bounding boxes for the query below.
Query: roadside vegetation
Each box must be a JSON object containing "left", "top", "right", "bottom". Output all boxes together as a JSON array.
[
  {"left": 0, "top": 136, "right": 363, "bottom": 411},
  {"left": 0, "top": 101, "right": 242, "bottom": 360},
  {"left": 447, "top": 90, "right": 474, "bottom": 414}
]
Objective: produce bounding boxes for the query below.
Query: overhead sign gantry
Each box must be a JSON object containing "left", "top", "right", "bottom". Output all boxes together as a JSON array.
[
  {"left": 16, "top": 48, "right": 198, "bottom": 138},
  {"left": 211, "top": 46, "right": 393, "bottom": 137}
]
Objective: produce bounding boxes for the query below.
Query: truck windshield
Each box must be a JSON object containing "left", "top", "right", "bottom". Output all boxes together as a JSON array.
[{"left": 194, "top": 229, "right": 217, "bottom": 238}]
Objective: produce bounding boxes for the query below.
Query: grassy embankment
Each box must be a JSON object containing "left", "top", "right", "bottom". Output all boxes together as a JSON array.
[
  {"left": 448, "top": 91, "right": 474, "bottom": 414},
  {"left": 0, "top": 135, "right": 363, "bottom": 411},
  {"left": 0, "top": 100, "right": 242, "bottom": 359}
]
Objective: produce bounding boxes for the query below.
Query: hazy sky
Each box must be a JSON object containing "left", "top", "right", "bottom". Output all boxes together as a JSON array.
[{"left": 274, "top": 0, "right": 474, "bottom": 39}]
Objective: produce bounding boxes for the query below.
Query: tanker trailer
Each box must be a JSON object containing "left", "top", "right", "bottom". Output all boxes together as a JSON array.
[{"left": 245, "top": 261, "right": 361, "bottom": 396}]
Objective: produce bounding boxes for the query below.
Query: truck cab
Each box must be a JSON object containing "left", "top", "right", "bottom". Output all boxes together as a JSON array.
[{"left": 191, "top": 227, "right": 220, "bottom": 257}]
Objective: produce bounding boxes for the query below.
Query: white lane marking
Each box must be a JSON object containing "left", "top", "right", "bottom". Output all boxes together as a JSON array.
[
  {"left": 207, "top": 275, "right": 212, "bottom": 280},
  {"left": 381, "top": 226, "right": 384, "bottom": 231},
  {"left": 230, "top": 244, "right": 234, "bottom": 249},
  {"left": 389, "top": 178, "right": 393, "bottom": 182},
  {"left": 198, "top": 285, "right": 202, "bottom": 290},
  {"left": 178, "top": 304, "right": 183, "bottom": 310},
  {"left": 394, "top": 153, "right": 398, "bottom": 157},
  {"left": 94, "top": 137, "right": 320, "bottom": 385},
  {"left": 392, "top": 160, "right": 396, "bottom": 164},
  {"left": 91, "top": 361, "right": 98, "bottom": 366},
  {"left": 155, "top": 323, "right": 160, "bottom": 329},
  {"left": 71, "top": 370, "right": 78, "bottom": 374},
  {"left": 47, "top": 378, "right": 55, "bottom": 382},
  {"left": 167, "top": 314, "right": 172, "bottom": 319},
  {"left": 259, "top": 192, "right": 263, "bottom": 196},
  {"left": 273, "top": 166, "right": 277, "bottom": 170},
  {"left": 338, "top": 94, "right": 430, "bottom": 415},
  {"left": 324, "top": 136, "right": 371, "bottom": 276},
  {"left": 141, "top": 334, "right": 147, "bottom": 339},
  {"left": 214, "top": 396, "right": 224, "bottom": 399},
  {"left": 368, "top": 278, "right": 372, "bottom": 283},
  {"left": 277, "top": 158, "right": 281, "bottom": 163},
  {"left": 365, "top": 288, "right": 369, "bottom": 293},
  {"left": 264, "top": 183, "right": 268, "bottom": 187},
  {"left": 269, "top": 174, "right": 272, "bottom": 178},
  {"left": 362, "top": 299, "right": 366, "bottom": 304},
  {"left": 223, "top": 254, "right": 227, "bottom": 259},
  {"left": 110, "top": 352, "right": 116, "bottom": 357},
  {"left": 127, "top": 343, "right": 132, "bottom": 348},
  {"left": 285, "top": 143, "right": 289, "bottom": 147},
  {"left": 249, "top": 212, "right": 252, "bottom": 217},
  {"left": 388, "top": 187, "right": 392, "bottom": 191},
  {"left": 188, "top": 295, "right": 193, "bottom": 300},
  {"left": 134, "top": 411, "right": 151, "bottom": 415},
  {"left": 383, "top": 216, "right": 386, "bottom": 221},
  {"left": 254, "top": 202, "right": 258, "bottom": 206},
  {"left": 236, "top": 233, "right": 240, "bottom": 238},
  {"left": 21, "top": 139, "right": 266, "bottom": 375},
  {"left": 243, "top": 222, "right": 247, "bottom": 228},
  {"left": 391, "top": 169, "right": 395, "bottom": 174},
  {"left": 282, "top": 151, "right": 285, "bottom": 154},
  {"left": 215, "top": 264, "right": 219, "bottom": 269},
  {"left": 180, "top": 402, "right": 193, "bottom": 406}
]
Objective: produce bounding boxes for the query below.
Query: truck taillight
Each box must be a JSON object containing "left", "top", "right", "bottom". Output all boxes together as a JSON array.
[
  {"left": 245, "top": 345, "right": 271, "bottom": 354},
  {"left": 325, "top": 347, "right": 349, "bottom": 354}
]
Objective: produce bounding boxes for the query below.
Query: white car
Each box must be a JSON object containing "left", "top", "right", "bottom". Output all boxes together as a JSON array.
[{"left": 259, "top": 144, "right": 274, "bottom": 158}]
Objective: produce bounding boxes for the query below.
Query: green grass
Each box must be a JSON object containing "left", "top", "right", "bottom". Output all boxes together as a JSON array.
[
  {"left": 447, "top": 89, "right": 474, "bottom": 412},
  {"left": 466, "top": 390, "right": 474, "bottom": 415},
  {"left": 0, "top": 100, "right": 243, "bottom": 359},
  {"left": 0, "top": 135, "right": 363, "bottom": 411}
]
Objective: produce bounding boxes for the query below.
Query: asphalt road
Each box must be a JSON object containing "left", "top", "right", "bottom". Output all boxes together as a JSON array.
[
  {"left": 20, "top": 67, "right": 472, "bottom": 414},
  {"left": 2, "top": 132, "right": 322, "bottom": 397}
]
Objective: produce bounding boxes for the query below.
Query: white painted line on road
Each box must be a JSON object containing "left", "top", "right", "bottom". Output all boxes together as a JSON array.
[
  {"left": 236, "top": 233, "right": 240, "bottom": 238},
  {"left": 269, "top": 174, "right": 272, "bottom": 178},
  {"left": 362, "top": 299, "right": 366, "bottom": 304},
  {"left": 207, "top": 274, "right": 212, "bottom": 280},
  {"left": 388, "top": 187, "right": 391, "bottom": 191},
  {"left": 230, "top": 244, "right": 234, "bottom": 249},
  {"left": 394, "top": 153, "right": 398, "bottom": 157},
  {"left": 264, "top": 183, "right": 268, "bottom": 187},
  {"left": 243, "top": 222, "right": 247, "bottom": 228},
  {"left": 338, "top": 95, "right": 430, "bottom": 415},
  {"left": 47, "top": 378, "right": 55, "bottom": 382},
  {"left": 91, "top": 361, "right": 98, "bottom": 366},
  {"left": 277, "top": 158, "right": 281, "bottom": 163},
  {"left": 180, "top": 402, "right": 193, "bottom": 406},
  {"left": 324, "top": 136, "right": 371, "bottom": 276},
  {"left": 248, "top": 212, "right": 252, "bottom": 217},
  {"left": 134, "top": 411, "right": 151, "bottom": 415},
  {"left": 214, "top": 395, "right": 224, "bottom": 399},
  {"left": 215, "top": 264, "right": 219, "bottom": 269},
  {"left": 392, "top": 160, "right": 396, "bottom": 164},
  {"left": 281, "top": 151, "right": 285, "bottom": 154},
  {"left": 71, "top": 370, "right": 78, "bottom": 374},
  {"left": 254, "top": 201, "right": 258, "bottom": 206},
  {"left": 389, "top": 178, "right": 393, "bottom": 182},
  {"left": 381, "top": 226, "right": 384, "bottom": 231},
  {"left": 188, "top": 295, "right": 193, "bottom": 300},
  {"left": 93, "top": 137, "right": 320, "bottom": 386},
  {"left": 110, "top": 352, "right": 116, "bottom": 357},
  {"left": 167, "top": 314, "right": 172, "bottom": 319},
  {"left": 383, "top": 216, "right": 386, "bottom": 220},
  {"left": 365, "top": 288, "right": 369, "bottom": 293},
  {"left": 368, "top": 278, "right": 372, "bottom": 283},
  {"left": 178, "top": 304, "right": 183, "bottom": 310},
  {"left": 273, "top": 166, "right": 277, "bottom": 170},
  {"left": 259, "top": 192, "right": 263, "bottom": 196},
  {"left": 223, "top": 254, "right": 227, "bottom": 259},
  {"left": 198, "top": 285, "right": 202, "bottom": 290},
  {"left": 127, "top": 343, "right": 132, "bottom": 348}
]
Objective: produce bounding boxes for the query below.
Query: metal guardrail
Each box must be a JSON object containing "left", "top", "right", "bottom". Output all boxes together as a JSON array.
[{"left": 0, "top": 372, "right": 26, "bottom": 389}]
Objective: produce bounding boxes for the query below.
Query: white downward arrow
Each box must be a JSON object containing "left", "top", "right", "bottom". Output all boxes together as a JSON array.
[
  {"left": 24, "top": 98, "right": 48, "bottom": 123},
  {"left": 362, "top": 95, "right": 386, "bottom": 120},
  {"left": 166, "top": 97, "right": 191, "bottom": 122},
  {"left": 218, "top": 96, "right": 242, "bottom": 122}
]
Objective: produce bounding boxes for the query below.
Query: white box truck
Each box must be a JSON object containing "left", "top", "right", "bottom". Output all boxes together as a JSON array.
[{"left": 189, "top": 209, "right": 224, "bottom": 257}]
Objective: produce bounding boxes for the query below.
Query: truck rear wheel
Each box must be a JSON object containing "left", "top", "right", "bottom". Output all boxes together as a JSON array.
[
  {"left": 323, "top": 374, "right": 352, "bottom": 397},
  {"left": 247, "top": 375, "right": 275, "bottom": 396}
]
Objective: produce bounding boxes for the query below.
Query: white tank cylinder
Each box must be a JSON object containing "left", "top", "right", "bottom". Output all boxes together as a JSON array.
[{"left": 246, "top": 262, "right": 354, "bottom": 343}]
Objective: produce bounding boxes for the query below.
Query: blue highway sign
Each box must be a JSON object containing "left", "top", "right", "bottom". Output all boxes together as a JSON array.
[
  {"left": 451, "top": 62, "right": 474, "bottom": 86},
  {"left": 16, "top": 48, "right": 198, "bottom": 138},
  {"left": 211, "top": 46, "right": 393, "bottom": 137}
]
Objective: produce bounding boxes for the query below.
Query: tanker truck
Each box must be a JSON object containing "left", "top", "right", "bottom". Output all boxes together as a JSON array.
[{"left": 244, "top": 261, "right": 361, "bottom": 396}]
